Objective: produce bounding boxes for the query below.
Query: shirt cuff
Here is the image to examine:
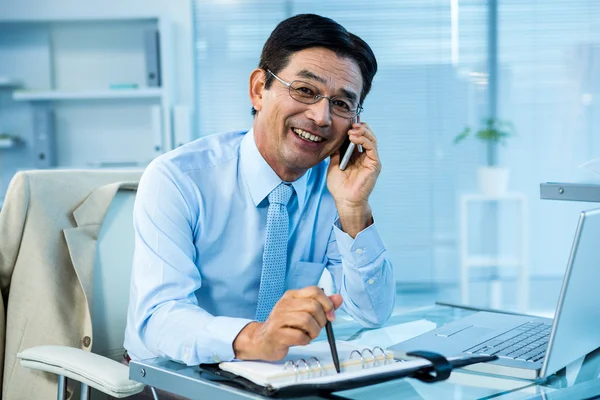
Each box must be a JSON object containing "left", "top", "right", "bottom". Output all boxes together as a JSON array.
[
  {"left": 203, "top": 316, "right": 254, "bottom": 362},
  {"left": 333, "top": 218, "right": 386, "bottom": 266}
]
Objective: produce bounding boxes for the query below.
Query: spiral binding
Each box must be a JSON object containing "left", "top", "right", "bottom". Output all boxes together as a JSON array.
[{"left": 282, "top": 346, "right": 392, "bottom": 381}]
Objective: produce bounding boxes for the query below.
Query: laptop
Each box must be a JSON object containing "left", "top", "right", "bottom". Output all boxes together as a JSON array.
[{"left": 388, "top": 207, "right": 600, "bottom": 380}]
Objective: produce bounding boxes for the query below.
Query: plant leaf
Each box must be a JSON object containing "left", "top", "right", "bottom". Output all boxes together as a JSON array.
[{"left": 454, "top": 127, "right": 470, "bottom": 144}]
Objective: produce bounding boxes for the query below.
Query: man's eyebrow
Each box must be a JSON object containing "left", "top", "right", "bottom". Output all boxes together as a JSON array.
[
  {"left": 296, "top": 69, "right": 359, "bottom": 103},
  {"left": 339, "top": 88, "right": 358, "bottom": 103},
  {"left": 297, "top": 69, "right": 326, "bottom": 84}
]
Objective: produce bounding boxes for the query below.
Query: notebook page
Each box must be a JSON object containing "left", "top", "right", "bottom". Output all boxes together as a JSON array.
[{"left": 219, "top": 341, "right": 393, "bottom": 386}]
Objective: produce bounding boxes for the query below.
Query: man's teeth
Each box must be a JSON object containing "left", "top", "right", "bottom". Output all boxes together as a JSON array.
[{"left": 293, "top": 128, "right": 323, "bottom": 142}]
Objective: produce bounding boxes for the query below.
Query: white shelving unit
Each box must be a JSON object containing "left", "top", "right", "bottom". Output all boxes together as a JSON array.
[
  {"left": 0, "top": 80, "right": 21, "bottom": 210},
  {"left": 459, "top": 192, "right": 529, "bottom": 311},
  {"left": 0, "top": 16, "right": 175, "bottom": 170},
  {"left": 0, "top": 79, "right": 22, "bottom": 152},
  {"left": 0, "top": 0, "right": 194, "bottom": 204}
]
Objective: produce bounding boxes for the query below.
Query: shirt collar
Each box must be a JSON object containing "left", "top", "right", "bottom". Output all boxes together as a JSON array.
[{"left": 240, "top": 128, "right": 309, "bottom": 208}]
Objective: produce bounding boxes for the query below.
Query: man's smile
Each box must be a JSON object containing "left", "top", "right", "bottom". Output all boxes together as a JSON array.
[{"left": 291, "top": 127, "right": 324, "bottom": 143}]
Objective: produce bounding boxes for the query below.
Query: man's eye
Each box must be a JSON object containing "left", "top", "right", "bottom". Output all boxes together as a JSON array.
[
  {"left": 333, "top": 99, "right": 351, "bottom": 111},
  {"left": 297, "top": 86, "right": 315, "bottom": 96}
]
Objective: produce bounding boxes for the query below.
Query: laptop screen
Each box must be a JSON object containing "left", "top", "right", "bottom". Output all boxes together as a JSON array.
[{"left": 542, "top": 207, "right": 600, "bottom": 377}]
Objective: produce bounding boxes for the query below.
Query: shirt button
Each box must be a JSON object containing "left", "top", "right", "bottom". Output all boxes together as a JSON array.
[
  {"left": 355, "top": 248, "right": 364, "bottom": 255},
  {"left": 82, "top": 336, "right": 91, "bottom": 348},
  {"left": 367, "top": 278, "right": 375, "bottom": 285}
]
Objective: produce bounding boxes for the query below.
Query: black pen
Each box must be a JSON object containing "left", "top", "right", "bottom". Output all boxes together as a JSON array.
[
  {"left": 325, "top": 320, "right": 341, "bottom": 373},
  {"left": 320, "top": 288, "right": 341, "bottom": 373}
]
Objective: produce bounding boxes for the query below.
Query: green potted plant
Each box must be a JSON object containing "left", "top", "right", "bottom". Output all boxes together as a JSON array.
[{"left": 454, "top": 118, "right": 515, "bottom": 196}]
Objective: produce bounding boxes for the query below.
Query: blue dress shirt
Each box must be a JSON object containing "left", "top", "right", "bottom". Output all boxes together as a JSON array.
[{"left": 124, "top": 129, "right": 395, "bottom": 365}]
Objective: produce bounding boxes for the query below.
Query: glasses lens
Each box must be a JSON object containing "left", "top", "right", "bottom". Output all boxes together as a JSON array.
[
  {"left": 289, "top": 81, "right": 320, "bottom": 104},
  {"left": 289, "top": 80, "right": 361, "bottom": 119},
  {"left": 330, "top": 99, "right": 359, "bottom": 118}
]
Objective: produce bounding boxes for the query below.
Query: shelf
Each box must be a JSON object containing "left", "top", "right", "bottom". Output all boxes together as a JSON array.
[
  {"left": 0, "top": 137, "right": 19, "bottom": 149},
  {"left": 13, "top": 88, "right": 163, "bottom": 101},
  {"left": 0, "top": 78, "right": 22, "bottom": 88},
  {"left": 540, "top": 182, "right": 600, "bottom": 203}
]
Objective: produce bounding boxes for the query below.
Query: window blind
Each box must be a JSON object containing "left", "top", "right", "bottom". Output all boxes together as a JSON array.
[
  {"left": 193, "top": 0, "right": 487, "bottom": 283},
  {"left": 498, "top": 0, "right": 600, "bottom": 276}
]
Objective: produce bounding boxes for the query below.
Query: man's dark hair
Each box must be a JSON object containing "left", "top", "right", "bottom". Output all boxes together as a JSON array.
[{"left": 251, "top": 13, "right": 377, "bottom": 116}]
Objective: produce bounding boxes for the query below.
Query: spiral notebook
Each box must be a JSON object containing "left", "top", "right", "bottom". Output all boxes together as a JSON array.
[
  {"left": 218, "top": 341, "right": 392, "bottom": 387},
  {"left": 202, "top": 340, "right": 497, "bottom": 397}
]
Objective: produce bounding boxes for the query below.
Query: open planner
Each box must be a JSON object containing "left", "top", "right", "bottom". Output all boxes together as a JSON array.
[{"left": 199, "top": 341, "right": 496, "bottom": 398}]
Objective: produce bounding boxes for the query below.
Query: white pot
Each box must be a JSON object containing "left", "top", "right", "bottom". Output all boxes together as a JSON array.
[{"left": 477, "top": 166, "right": 509, "bottom": 196}]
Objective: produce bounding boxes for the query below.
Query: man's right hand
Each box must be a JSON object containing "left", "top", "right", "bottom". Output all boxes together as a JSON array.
[{"left": 233, "top": 286, "right": 343, "bottom": 361}]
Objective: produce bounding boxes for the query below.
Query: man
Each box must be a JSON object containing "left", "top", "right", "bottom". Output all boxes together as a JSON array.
[{"left": 125, "top": 13, "right": 395, "bottom": 367}]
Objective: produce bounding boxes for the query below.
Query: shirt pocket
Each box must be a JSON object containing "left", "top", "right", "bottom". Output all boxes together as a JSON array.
[{"left": 288, "top": 261, "right": 327, "bottom": 290}]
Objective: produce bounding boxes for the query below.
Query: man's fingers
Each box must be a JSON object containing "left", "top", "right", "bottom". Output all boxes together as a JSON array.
[
  {"left": 257, "top": 291, "right": 345, "bottom": 360},
  {"left": 297, "top": 298, "right": 328, "bottom": 327},
  {"left": 349, "top": 135, "right": 377, "bottom": 155},
  {"left": 279, "top": 294, "right": 328, "bottom": 327},
  {"left": 329, "top": 294, "right": 343, "bottom": 310},
  {"left": 349, "top": 123, "right": 376, "bottom": 144},
  {"left": 286, "top": 287, "right": 343, "bottom": 323},
  {"left": 290, "top": 286, "right": 336, "bottom": 315},
  {"left": 282, "top": 311, "right": 322, "bottom": 339}
]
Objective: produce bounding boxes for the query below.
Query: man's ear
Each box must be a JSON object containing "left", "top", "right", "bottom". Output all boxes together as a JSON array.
[{"left": 249, "top": 69, "right": 266, "bottom": 113}]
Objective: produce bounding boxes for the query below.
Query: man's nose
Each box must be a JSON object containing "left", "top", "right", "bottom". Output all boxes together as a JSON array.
[{"left": 306, "top": 97, "right": 332, "bottom": 127}]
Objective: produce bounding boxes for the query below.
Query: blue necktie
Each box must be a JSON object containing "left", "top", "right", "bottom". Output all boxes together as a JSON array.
[{"left": 255, "top": 183, "right": 294, "bottom": 322}]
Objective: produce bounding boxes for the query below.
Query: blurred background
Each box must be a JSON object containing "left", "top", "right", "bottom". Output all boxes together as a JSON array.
[{"left": 1, "top": 0, "right": 599, "bottom": 316}]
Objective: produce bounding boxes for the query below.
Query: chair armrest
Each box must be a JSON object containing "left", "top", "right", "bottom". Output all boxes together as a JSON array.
[{"left": 17, "top": 345, "right": 144, "bottom": 398}]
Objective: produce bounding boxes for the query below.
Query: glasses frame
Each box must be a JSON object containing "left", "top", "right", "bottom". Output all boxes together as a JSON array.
[{"left": 266, "top": 69, "right": 363, "bottom": 119}]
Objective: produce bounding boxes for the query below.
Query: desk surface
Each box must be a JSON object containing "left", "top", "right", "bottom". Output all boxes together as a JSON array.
[{"left": 130, "top": 304, "right": 600, "bottom": 399}]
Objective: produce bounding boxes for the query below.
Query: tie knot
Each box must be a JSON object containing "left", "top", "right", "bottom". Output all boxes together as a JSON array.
[{"left": 268, "top": 183, "right": 293, "bottom": 206}]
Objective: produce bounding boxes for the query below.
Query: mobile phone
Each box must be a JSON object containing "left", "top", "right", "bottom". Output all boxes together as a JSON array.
[
  {"left": 339, "top": 141, "right": 355, "bottom": 171},
  {"left": 339, "top": 116, "right": 360, "bottom": 171}
]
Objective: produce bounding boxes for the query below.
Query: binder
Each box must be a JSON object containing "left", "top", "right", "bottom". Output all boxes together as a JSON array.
[
  {"left": 144, "top": 28, "right": 162, "bottom": 87},
  {"left": 32, "top": 105, "right": 56, "bottom": 168},
  {"left": 199, "top": 341, "right": 496, "bottom": 398}
]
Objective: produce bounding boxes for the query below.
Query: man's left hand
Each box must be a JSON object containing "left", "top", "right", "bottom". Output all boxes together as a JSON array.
[{"left": 327, "top": 119, "right": 381, "bottom": 237}]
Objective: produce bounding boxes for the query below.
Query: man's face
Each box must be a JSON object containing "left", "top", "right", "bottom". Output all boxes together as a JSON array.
[{"left": 252, "top": 47, "right": 363, "bottom": 181}]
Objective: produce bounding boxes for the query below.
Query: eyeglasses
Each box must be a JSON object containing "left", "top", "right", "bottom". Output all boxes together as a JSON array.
[{"left": 267, "top": 69, "right": 363, "bottom": 119}]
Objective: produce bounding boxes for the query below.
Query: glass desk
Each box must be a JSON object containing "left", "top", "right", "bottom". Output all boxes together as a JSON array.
[{"left": 129, "top": 304, "right": 600, "bottom": 399}]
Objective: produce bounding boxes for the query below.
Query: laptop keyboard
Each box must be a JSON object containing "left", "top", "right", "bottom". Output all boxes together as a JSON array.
[{"left": 464, "top": 322, "right": 552, "bottom": 363}]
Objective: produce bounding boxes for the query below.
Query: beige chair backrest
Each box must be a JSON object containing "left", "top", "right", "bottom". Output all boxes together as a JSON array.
[
  {"left": 0, "top": 169, "right": 142, "bottom": 399},
  {"left": 91, "top": 189, "right": 136, "bottom": 362}
]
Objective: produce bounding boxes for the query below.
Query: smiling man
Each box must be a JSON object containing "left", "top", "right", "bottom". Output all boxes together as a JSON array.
[{"left": 125, "top": 14, "right": 395, "bottom": 368}]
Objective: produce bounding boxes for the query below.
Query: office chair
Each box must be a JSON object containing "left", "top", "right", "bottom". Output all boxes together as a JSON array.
[{"left": 12, "top": 182, "right": 144, "bottom": 398}]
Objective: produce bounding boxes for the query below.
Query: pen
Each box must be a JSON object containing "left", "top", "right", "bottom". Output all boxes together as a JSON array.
[
  {"left": 325, "top": 320, "right": 341, "bottom": 373},
  {"left": 320, "top": 287, "right": 341, "bottom": 373}
]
